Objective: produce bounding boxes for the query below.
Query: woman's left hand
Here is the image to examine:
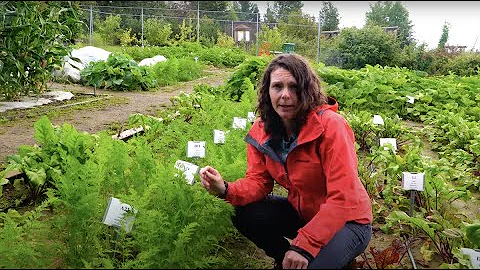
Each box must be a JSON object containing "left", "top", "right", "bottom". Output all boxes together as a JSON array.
[{"left": 282, "top": 250, "right": 308, "bottom": 269}]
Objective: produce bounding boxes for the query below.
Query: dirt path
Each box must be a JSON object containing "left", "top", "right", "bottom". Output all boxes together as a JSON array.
[{"left": 0, "top": 67, "right": 232, "bottom": 165}]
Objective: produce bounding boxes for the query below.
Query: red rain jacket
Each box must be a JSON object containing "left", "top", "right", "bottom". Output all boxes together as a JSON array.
[{"left": 225, "top": 97, "right": 373, "bottom": 258}]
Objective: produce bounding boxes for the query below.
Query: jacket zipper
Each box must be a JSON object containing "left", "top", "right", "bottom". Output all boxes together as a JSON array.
[{"left": 284, "top": 158, "right": 304, "bottom": 221}]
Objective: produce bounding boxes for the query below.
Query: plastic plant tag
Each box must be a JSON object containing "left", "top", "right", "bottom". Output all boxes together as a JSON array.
[
  {"left": 102, "top": 197, "right": 137, "bottom": 233},
  {"left": 187, "top": 141, "right": 205, "bottom": 158},
  {"left": 213, "top": 130, "right": 225, "bottom": 144},
  {"left": 247, "top": 112, "right": 256, "bottom": 122},
  {"left": 406, "top": 95, "right": 415, "bottom": 104},
  {"left": 373, "top": 114, "right": 384, "bottom": 125},
  {"left": 232, "top": 117, "right": 247, "bottom": 130},
  {"left": 380, "top": 138, "right": 397, "bottom": 153},
  {"left": 402, "top": 172, "right": 425, "bottom": 191},
  {"left": 174, "top": 160, "right": 199, "bottom": 185},
  {"left": 460, "top": 248, "right": 480, "bottom": 269}
]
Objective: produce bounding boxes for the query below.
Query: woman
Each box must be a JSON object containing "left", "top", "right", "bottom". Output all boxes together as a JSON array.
[{"left": 199, "top": 54, "right": 372, "bottom": 269}]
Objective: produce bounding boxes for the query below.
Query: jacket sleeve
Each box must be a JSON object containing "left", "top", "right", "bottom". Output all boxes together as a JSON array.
[
  {"left": 225, "top": 143, "right": 274, "bottom": 206},
  {"left": 291, "top": 111, "right": 367, "bottom": 258}
]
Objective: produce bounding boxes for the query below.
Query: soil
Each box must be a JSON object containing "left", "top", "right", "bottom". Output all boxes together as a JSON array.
[{"left": 0, "top": 66, "right": 232, "bottom": 165}]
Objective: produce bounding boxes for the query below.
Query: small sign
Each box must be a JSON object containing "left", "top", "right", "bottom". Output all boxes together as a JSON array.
[
  {"left": 461, "top": 248, "right": 480, "bottom": 269},
  {"left": 213, "top": 130, "right": 225, "bottom": 144},
  {"left": 232, "top": 117, "right": 247, "bottom": 130},
  {"left": 174, "top": 160, "right": 199, "bottom": 185},
  {"left": 380, "top": 138, "right": 397, "bottom": 153},
  {"left": 402, "top": 172, "right": 425, "bottom": 191},
  {"left": 187, "top": 141, "right": 205, "bottom": 158},
  {"left": 406, "top": 95, "right": 415, "bottom": 104},
  {"left": 373, "top": 115, "right": 384, "bottom": 125},
  {"left": 102, "top": 197, "right": 137, "bottom": 233},
  {"left": 247, "top": 112, "right": 256, "bottom": 122}
]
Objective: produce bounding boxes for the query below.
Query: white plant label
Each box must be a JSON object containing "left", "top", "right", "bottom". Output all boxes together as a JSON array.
[
  {"left": 461, "top": 248, "right": 480, "bottom": 269},
  {"left": 247, "top": 111, "right": 256, "bottom": 122},
  {"left": 402, "top": 172, "right": 425, "bottom": 191},
  {"left": 187, "top": 141, "right": 205, "bottom": 158},
  {"left": 406, "top": 95, "right": 415, "bottom": 104},
  {"left": 102, "top": 197, "right": 137, "bottom": 233},
  {"left": 213, "top": 130, "right": 225, "bottom": 144},
  {"left": 232, "top": 117, "right": 247, "bottom": 129},
  {"left": 380, "top": 138, "right": 397, "bottom": 153},
  {"left": 174, "top": 160, "right": 199, "bottom": 185},
  {"left": 373, "top": 114, "right": 384, "bottom": 125}
]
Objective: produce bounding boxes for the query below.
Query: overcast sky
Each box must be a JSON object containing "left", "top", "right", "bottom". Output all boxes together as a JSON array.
[{"left": 255, "top": 1, "right": 480, "bottom": 50}]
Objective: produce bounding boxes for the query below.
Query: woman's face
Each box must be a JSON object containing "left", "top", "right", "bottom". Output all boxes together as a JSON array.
[{"left": 269, "top": 67, "right": 299, "bottom": 123}]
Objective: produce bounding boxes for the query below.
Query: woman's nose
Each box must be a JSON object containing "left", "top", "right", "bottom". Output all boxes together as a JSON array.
[{"left": 280, "top": 88, "right": 291, "bottom": 99}]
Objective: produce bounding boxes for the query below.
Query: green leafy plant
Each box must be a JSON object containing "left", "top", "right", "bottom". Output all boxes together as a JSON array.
[
  {"left": 81, "top": 52, "right": 157, "bottom": 91},
  {"left": 0, "top": 1, "right": 81, "bottom": 100}
]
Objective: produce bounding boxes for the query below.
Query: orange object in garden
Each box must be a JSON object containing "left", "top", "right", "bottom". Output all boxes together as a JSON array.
[{"left": 259, "top": 42, "right": 271, "bottom": 56}]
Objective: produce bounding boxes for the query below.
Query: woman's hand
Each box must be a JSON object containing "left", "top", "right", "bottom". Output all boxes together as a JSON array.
[
  {"left": 199, "top": 166, "right": 226, "bottom": 197},
  {"left": 283, "top": 250, "right": 308, "bottom": 269}
]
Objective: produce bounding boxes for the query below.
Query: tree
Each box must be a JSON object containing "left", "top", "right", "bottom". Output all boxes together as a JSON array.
[
  {"left": 233, "top": 1, "right": 259, "bottom": 22},
  {"left": 266, "top": 1, "right": 303, "bottom": 22},
  {"left": 365, "top": 1, "right": 413, "bottom": 47},
  {"left": 320, "top": 1, "right": 339, "bottom": 31},
  {"left": 337, "top": 25, "right": 402, "bottom": 69},
  {"left": 438, "top": 22, "right": 449, "bottom": 49},
  {"left": 264, "top": 2, "right": 277, "bottom": 23},
  {"left": 278, "top": 12, "right": 316, "bottom": 42}
]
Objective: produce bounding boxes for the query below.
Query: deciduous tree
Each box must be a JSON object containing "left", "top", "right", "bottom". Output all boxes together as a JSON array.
[{"left": 365, "top": 1, "right": 413, "bottom": 47}]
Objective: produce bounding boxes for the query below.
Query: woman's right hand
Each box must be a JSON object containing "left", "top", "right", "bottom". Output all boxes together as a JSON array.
[{"left": 199, "top": 166, "right": 226, "bottom": 197}]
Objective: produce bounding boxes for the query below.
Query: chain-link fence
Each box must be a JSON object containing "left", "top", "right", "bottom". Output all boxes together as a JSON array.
[{"left": 77, "top": 4, "right": 334, "bottom": 63}]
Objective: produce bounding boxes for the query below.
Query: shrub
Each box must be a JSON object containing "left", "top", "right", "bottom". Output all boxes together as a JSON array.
[
  {"left": 0, "top": 1, "right": 80, "bottom": 100},
  {"left": 336, "top": 25, "right": 402, "bottom": 69},
  {"left": 95, "top": 14, "right": 122, "bottom": 45},
  {"left": 443, "top": 52, "right": 480, "bottom": 76},
  {"left": 80, "top": 52, "right": 157, "bottom": 91},
  {"left": 144, "top": 18, "right": 173, "bottom": 46},
  {"left": 216, "top": 31, "right": 235, "bottom": 48}
]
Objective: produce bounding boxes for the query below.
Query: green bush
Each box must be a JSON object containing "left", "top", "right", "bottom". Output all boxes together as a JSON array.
[
  {"left": 95, "top": 14, "right": 122, "bottom": 45},
  {"left": 223, "top": 56, "right": 269, "bottom": 101},
  {"left": 80, "top": 52, "right": 157, "bottom": 91},
  {"left": 336, "top": 25, "right": 403, "bottom": 69},
  {"left": 0, "top": 1, "right": 80, "bottom": 100},
  {"left": 216, "top": 31, "right": 235, "bottom": 48},
  {"left": 144, "top": 18, "right": 173, "bottom": 46},
  {"left": 151, "top": 57, "right": 204, "bottom": 86},
  {"left": 443, "top": 52, "right": 480, "bottom": 76},
  {"left": 258, "top": 24, "right": 283, "bottom": 52}
]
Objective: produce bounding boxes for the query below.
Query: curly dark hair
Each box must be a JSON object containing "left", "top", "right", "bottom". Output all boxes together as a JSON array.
[{"left": 256, "top": 53, "right": 328, "bottom": 138}]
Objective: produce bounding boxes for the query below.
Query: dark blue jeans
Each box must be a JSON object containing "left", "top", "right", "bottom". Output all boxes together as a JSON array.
[{"left": 232, "top": 195, "right": 372, "bottom": 269}]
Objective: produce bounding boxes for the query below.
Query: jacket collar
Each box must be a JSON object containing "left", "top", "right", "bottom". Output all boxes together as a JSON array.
[{"left": 245, "top": 97, "right": 338, "bottom": 151}]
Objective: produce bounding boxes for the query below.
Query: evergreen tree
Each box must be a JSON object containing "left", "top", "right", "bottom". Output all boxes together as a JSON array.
[
  {"left": 264, "top": 2, "right": 277, "bottom": 23},
  {"left": 320, "top": 1, "right": 339, "bottom": 31},
  {"left": 233, "top": 1, "right": 259, "bottom": 22},
  {"left": 438, "top": 22, "right": 449, "bottom": 49},
  {"left": 267, "top": 1, "right": 303, "bottom": 22}
]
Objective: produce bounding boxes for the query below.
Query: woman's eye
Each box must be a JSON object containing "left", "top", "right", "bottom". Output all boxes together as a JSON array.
[{"left": 272, "top": 84, "right": 282, "bottom": 90}]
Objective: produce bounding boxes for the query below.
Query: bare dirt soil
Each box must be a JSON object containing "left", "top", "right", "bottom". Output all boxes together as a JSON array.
[{"left": 0, "top": 66, "right": 232, "bottom": 165}]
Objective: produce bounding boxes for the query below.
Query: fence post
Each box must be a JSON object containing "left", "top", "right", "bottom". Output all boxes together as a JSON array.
[
  {"left": 197, "top": 1, "right": 200, "bottom": 42},
  {"left": 141, "top": 7, "right": 144, "bottom": 47},
  {"left": 89, "top": 5, "right": 93, "bottom": 45},
  {"left": 316, "top": 11, "right": 321, "bottom": 63},
  {"left": 256, "top": 12, "right": 259, "bottom": 56},
  {"left": 231, "top": 20, "right": 233, "bottom": 38}
]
